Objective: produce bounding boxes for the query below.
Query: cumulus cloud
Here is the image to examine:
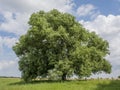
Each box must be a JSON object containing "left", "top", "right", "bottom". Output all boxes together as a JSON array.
[
  {"left": 0, "top": 11, "right": 29, "bottom": 35},
  {"left": 0, "top": 36, "right": 18, "bottom": 48},
  {"left": 80, "top": 15, "right": 120, "bottom": 35},
  {"left": 0, "top": 0, "right": 74, "bottom": 13},
  {"left": 0, "top": 60, "right": 16, "bottom": 70},
  {"left": 0, "top": 0, "right": 75, "bottom": 36},
  {"left": 76, "top": 4, "right": 100, "bottom": 18},
  {"left": 77, "top": 4, "right": 95, "bottom": 16},
  {"left": 80, "top": 15, "right": 120, "bottom": 78},
  {"left": 0, "top": 36, "right": 17, "bottom": 55}
]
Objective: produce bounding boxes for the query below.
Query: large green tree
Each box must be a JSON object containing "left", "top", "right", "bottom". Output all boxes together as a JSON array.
[{"left": 13, "top": 9, "right": 111, "bottom": 82}]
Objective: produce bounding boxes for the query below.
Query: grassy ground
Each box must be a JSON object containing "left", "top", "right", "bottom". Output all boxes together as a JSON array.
[{"left": 0, "top": 78, "right": 120, "bottom": 90}]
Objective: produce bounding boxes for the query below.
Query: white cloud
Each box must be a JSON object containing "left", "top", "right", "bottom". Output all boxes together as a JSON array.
[
  {"left": 0, "top": 36, "right": 18, "bottom": 53},
  {"left": 80, "top": 15, "right": 120, "bottom": 77},
  {"left": 80, "top": 15, "right": 120, "bottom": 34},
  {"left": 0, "top": 60, "right": 16, "bottom": 70},
  {"left": 0, "top": 0, "right": 74, "bottom": 13},
  {"left": 77, "top": 4, "right": 99, "bottom": 17},
  {"left": 0, "top": 0, "right": 75, "bottom": 36},
  {"left": 0, "top": 11, "right": 29, "bottom": 35}
]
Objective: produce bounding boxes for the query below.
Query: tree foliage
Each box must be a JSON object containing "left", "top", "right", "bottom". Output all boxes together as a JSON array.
[
  {"left": 13, "top": 9, "right": 111, "bottom": 82},
  {"left": 118, "top": 76, "right": 120, "bottom": 79}
]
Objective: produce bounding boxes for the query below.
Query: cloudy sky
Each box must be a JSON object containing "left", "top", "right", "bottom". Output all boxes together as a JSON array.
[{"left": 0, "top": 0, "right": 120, "bottom": 78}]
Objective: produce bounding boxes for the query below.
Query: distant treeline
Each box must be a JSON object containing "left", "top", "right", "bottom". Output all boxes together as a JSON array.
[{"left": 0, "top": 76, "right": 20, "bottom": 78}]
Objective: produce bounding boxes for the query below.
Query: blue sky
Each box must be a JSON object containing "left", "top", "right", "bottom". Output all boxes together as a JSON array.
[
  {"left": 75, "top": 0, "right": 120, "bottom": 15},
  {"left": 0, "top": 0, "right": 120, "bottom": 78}
]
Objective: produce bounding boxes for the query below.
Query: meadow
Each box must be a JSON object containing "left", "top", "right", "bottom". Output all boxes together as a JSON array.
[{"left": 0, "top": 78, "right": 120, "bottom": 90}]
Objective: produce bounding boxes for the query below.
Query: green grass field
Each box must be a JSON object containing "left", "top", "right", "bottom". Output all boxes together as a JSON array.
[{"left": 0, "top": 78, "right": 120, "bottom": 90}]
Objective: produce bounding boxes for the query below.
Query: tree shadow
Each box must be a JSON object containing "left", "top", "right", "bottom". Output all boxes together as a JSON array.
[
  {"left": 95, "top": 80, "right": 120, "bottom": 90},
  {"left": 8, "top": 79, "right": 71, "bottom": 86}
]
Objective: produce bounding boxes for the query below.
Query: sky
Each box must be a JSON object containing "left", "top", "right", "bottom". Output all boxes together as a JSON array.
[{"left": 0, "top": 0, "right": 120, "bottom": 78}]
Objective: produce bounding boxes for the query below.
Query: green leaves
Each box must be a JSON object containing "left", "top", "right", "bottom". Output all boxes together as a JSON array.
[
  {"left": 13, "top": 9, "right": 111, "bottom": 82},
  {"left": 48, "top": 59, "right": 73, "bottom": 80}
]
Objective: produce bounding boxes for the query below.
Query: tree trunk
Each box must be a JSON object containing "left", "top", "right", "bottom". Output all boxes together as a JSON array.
[{"left": 62, "top": 73, "right": 67, "bottom": 80}]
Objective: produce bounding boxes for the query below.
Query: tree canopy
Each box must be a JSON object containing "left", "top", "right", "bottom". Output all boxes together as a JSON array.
[{"left": 13, "top": 9, "right": 111, "bottom": 82}]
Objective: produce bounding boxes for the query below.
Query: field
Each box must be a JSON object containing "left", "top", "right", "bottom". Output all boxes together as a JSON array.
[{"left": 0, "top": 78, "right": 120, "bottom": 90}]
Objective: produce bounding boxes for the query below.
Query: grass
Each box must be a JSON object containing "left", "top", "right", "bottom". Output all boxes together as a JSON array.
[{"left": 0, "top": 78, "right": 120, "bottom": 90}]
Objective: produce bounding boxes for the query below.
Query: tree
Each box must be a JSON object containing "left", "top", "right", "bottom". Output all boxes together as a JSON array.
[
  {"left": 118, "top": 76, "right": 120, "bottom": 79},
  {"left": 13, "top": 9, "right": 111, "bottom": 82}
]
